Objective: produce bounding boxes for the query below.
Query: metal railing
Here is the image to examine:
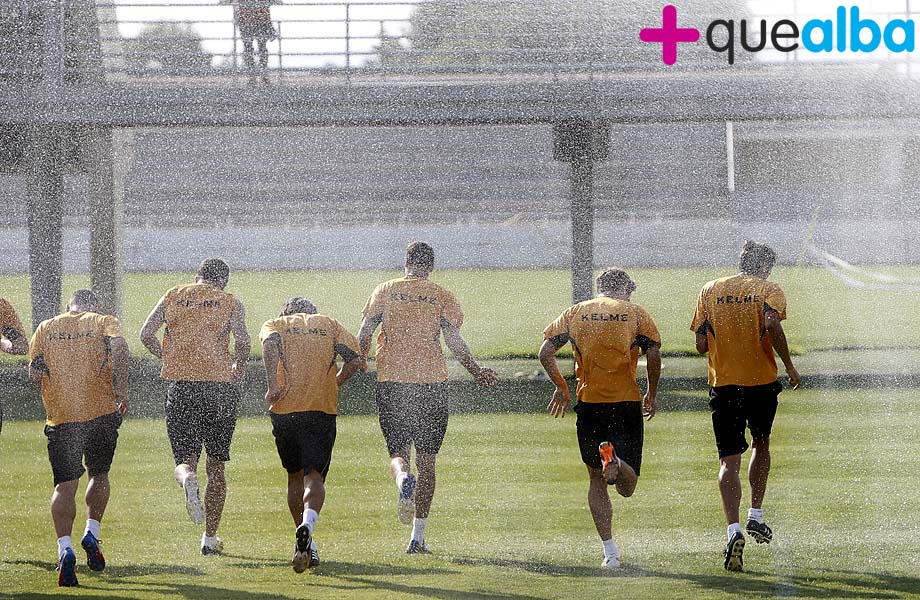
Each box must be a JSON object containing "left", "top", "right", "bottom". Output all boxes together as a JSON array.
[{"left": 1, "top": 0, "right": 919, "bottom": 84}]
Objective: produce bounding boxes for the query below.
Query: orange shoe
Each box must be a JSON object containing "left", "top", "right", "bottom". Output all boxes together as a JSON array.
[{"left": 598, "top": 442, "right": 619, "bottom": 485}]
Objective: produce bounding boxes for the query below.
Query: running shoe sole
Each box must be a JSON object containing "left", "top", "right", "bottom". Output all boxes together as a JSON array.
[
  {"left": 292, "top": 525, "right": 312, "bottom": 573},
  {"left": 746, "top": 520, "right": 773, "bottom": 544},
  {"left": 724, "top": 533, "right": 745, "bottom": 572},
  {"left": 397, "top": 474, "right": 416, "bottom": 525},
  {"left": 81, "top": 533, "right": 105, "bottom": 571},
  {"left": 58, "top": 549, "right": 78, "bottom": 587},
  {"left": 184, "top": 475, "right": 205, "bottom": 525},
  {"left": 598, "top": 442, "right": 619, "bottom": 485}
]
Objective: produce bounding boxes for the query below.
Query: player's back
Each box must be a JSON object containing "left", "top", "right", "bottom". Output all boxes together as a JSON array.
[
  {"left": 365, "top": 276, "right": 462, "bottom": 383},
  {"left": 564, "top": 297, "right": 658, "bottom": 403},
  {"left": 261, "top": 313, "right": 353, "bottom": 415},
  {"left": 161, "top": 283, "right": 236, "bottom": 382},
  {"left": 32, "top": 311, "right": 121, "bottom": 425},
  {"left": 696, "top": 274, "right": 786, "bottom": 386}
]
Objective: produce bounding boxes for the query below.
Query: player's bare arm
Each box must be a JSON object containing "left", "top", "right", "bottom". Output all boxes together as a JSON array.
[
  {"left": 1, "top": 327, "right": 27, "bottom": 355},
  {"left": 139, "top": 299, "right": 167, "bottom": 359},
  {"left": 643, "top": 343, "right": 662, "bottom": 420},
  {"left": 336, "top": 355, "right": 364, "bottom": 387},
  {"left": 539, "top": 338, "right": 570, "bottom": 418},
  {"left": 261, "top": 333, "right": 283, "bottom": 406},
  {"left": 765, "top": 309, "right": 800, "bottom": 389},
  {"left": 442, "top": 322, "right": 497, "bottom": 387},
  {"left": 230, "top": 299, "right": 252, "bottom": 382},
  {"left": 357, "top": 314, "right": 382, "bottom": 359},
  {"left": 109, "top": 336, "right": 130, "bottom": 416}
]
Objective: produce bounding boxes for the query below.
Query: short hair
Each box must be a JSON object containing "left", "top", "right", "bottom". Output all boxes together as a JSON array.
[
  {"left": 280, "top": 297, "right": 317, "bottom": 317},
  {"left": 69, "top": 289, "right": 97, "bottom": 308},
  {"left": 197, "top": 258, "right": 230, "bottom": 285},
  {"left": 738, "top": 241, "right": 777, "bottom": 274},
  {"left": 596, "top": 268, "right": 636, "bottom": 296},
  {"left": 405, "top": 241, "right": 434, "bottom": 268}
]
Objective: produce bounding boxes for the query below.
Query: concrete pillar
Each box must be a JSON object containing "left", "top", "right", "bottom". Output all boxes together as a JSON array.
[
  {"left": 27, "top": 126, "right": 65, "bottom": 329},
  {"left": 553, "top": 119, "right": 609, "bottom": 304},
  {"left": 86, "top": 128, "right": 131, "bottom": 316},
  {"left": 570, "top": 158, "right": 594, "bottom": 304}
]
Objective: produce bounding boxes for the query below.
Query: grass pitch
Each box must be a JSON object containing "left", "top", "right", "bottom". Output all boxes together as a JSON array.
[
  {"left": 2, "top": 266, "right": 920, "bottom": 358},
  {"left": 1, "top": 388, "right": 919, "bottom": 599}
]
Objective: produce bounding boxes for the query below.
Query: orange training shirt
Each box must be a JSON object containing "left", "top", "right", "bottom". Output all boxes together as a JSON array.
[
  {"left": 0, "top": 298, "right": 25, "bottom": 341},
  {"left": 29, "top": 311, "right": 123, "bottom": 426},
  {"left": 362, "top": 276, "right": 463, "bottom": 384},
  {"left": 544, "top": 297, "right": 661, "bottom": 404},
  {"left": 690, "top": 273, "right": 788, "bottom": 387},
  {"left": 160, "top": 283, "right": 236, "bottom": 382}
]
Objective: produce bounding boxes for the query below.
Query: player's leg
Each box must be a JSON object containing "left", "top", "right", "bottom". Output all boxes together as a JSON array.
[
  {"left": 200, "top": 382, "right": 239, "bottom": 555},
  {"left": 608, "top": 401, "right": 644, "bottom": 499},
  {"left": 257, "top": 37, "right": 269, "bottom": 80},
  {"left": 292, "top": 412, "right": 334, "bottom": 572},
  {"left": 47, "top": 422, "right": 85, "bottom": 586},
  {"left": 81, "top": 412, "right": 120, "bottom": 572},
  {"left": 710, "top": 386, "right": 748, "bottom": 571},
  {"left": 377, "top": 382, "right": 416, "bottom": 525},
  {"left": 406, "top": 384, "right": 448, "bottom": 554},
  {"left": 575, "top": 402, "right": 620, "bottom": 568},
  {"left": 166, "top": 381, "right": 205, "bottom": 525},
  {"left": 745, "top": 382, "right": 780, "bottom": 544}
]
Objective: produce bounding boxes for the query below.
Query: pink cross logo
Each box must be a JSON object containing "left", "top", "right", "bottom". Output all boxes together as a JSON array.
[{"left": 640, "top": 5, "right": 700, "bottom": 66}]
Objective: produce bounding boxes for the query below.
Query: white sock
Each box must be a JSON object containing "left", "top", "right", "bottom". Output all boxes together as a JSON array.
[
  {"left": 310, "top": 539, "right": 317, "bottom": 552},
  {"left": 727, "top": 523, "right": 743, "bottom": 539},
  {"left": 602, "top": 538, "right": 619, "bottom": 559},
  {"left": 748, "top": 508, "right": 764, "bottom": 524},
  {"left": 57, "top": 536, "right": 72, "bottom": 559},
  {"left": 85, "top": 519, "right": 100, "bottom": 539},
  {"left": 411, "top": 517, "right": 427, "bottom": 542},
  {"left": 396, "top": 471, "right": 408, "bottom": 491},
  {"left": 302, "top": 509, "right": 319, "bottom": 534},
  {"left": 202, "top": 534, "right": 218, "bottom": 547}
]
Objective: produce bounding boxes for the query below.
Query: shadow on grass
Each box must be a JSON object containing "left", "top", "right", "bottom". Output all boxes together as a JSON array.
[
  {"left": 447, "top": 556, "right": 920, "bottom": 599},
  {"left": 1, "top": 559, "right": 206, "bottom": 579}
]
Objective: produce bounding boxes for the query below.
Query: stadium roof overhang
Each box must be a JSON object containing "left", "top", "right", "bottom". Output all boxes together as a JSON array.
[{"left": 7, "top": 65, "right": 920, "bottom": 128}]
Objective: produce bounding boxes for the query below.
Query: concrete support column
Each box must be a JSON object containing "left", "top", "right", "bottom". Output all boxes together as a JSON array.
[
  {"left": 27, "top": 126, "right": 65, "bottom": 329},
  {"left": 553, "top": 119, "right": 609, "bottom": 304},
  {"left": 86, "top": 128, "right": 130, "bottom": 316},
  {"left": 570, "top": 158, "right": 594, "bottom": 304}
]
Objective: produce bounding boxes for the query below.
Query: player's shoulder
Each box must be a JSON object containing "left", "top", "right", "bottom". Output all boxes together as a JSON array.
[
  {"left": 762, "top": 278, "right": 785, "bottom": 294},
  {"left": 0, "top": 297, "right": 12, "bottom": 310}
]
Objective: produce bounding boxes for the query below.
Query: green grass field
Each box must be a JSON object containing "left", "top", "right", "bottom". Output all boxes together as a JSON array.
[
  {"left": 2, "top": 388, "right": 919, "bottom": 599},
  {"left": 2, "top": 266, "right": 920, "bottom": 359}
]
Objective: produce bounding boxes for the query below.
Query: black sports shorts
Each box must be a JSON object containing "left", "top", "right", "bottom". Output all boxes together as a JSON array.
[
  {"left": 166, "top": 381, "right": 240, "bottom": 465},
  {"left": 376, "top": 382, "right": 449, "bottom": 456},
  {"left": 45, "top": 411, "right": 121, "bottom": 486},
  {"left": 270, "top": 411, "right": 337, "bottom": 479},
  {"left": 709, "top": 380, "right": 782, "bottom": 458},
  {"left": 574, "top": 401, "right": 644, "bottom": 476}
]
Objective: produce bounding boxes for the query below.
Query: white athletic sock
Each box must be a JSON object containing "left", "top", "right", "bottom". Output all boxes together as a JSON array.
[
  {"left": 302, "top": 509, "right": 319, "bottom": 534},
  {"left": 57, "top": 536, "right": 72, "bottom": 559},
  {"left": 727, "top": 523, "right": 743, "bottom": 540},
  {"left": 310, "top": 539, "right": 317, "bottom": 552},
  {"left": 396, "top": 471, "right": 408, "bottom": 491},
  {"left": 411, "top": 518, "right": 427, "bottom": 542},
  {"left": 748, "top": 508, "right": 764, "bottom": 524},
  {"left": 602, "top": 538, "right": 619, "bottom": 559},
  {"left": 202, "top": 534, "right": 218, "bottom": 548},
  {"left": 85, "top": 518, "right": 100, "bottom": 539}
]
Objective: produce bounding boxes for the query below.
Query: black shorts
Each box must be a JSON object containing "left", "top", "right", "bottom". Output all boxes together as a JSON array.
[
  {"left": 271, "top": 411, "right": 337, "bottom": 479},
  {"left": 376, "top": 382, "right": 449, "bottom": 456},
  {"left": 166, "top": 381, "right": 240, "bottom": 465},
  {"left": 237, "top": 7, "right": 276, "bottom": 41},
  {"left": 575, "top": 401, "right": 644, "bottom": 476},
  {"left": 709, "top": 380, "right": 782, "bottom": 458},
  {"left": 45, "top": 412, "right": 121, "bottom": 486}
]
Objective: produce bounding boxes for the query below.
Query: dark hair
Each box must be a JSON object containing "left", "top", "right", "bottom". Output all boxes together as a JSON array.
[
  {"left": 596, "top": 268, "right": 636, "bottom": 296},
  {"left": 280, "top": 297, "right": 317, "bottom": 317},
  {"left": 197, "top": 258, "right": 230, "bottom": 285},
  {"left": 69, "top": 289, "right": 98, "bottom": 308},
  {"left": 405, "top": 241, "right": 434, "bottom": 268},
  {"left": 738, "top": 241, "right": 777, "bottom": 274}
]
